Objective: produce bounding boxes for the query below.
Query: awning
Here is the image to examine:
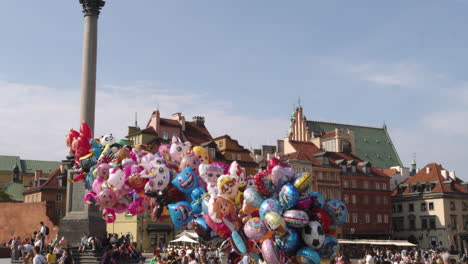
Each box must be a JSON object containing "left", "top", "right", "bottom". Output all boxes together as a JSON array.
[
  {"left": 170, "top": 235, "right": 199, "bottom": 244},
  {"left": 147, "top": 224, "right": 172, "bottom": 232},
  {"left": 338, "top": 239, "right": 417, "bottom": 247},
  {"left": 176, "top": 231, "right": 198, "bottom": 239}
]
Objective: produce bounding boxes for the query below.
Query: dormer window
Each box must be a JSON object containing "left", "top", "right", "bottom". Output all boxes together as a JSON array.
[{"left": 163, "top": 131, "right": 168, "bottom": 140}]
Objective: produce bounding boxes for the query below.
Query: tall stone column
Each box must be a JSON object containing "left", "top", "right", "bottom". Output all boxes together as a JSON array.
[
  {"left": 79, "top": 0, "right": 104, "bottom": 133},
  {"left": 59, "top": 0, "right": 106, "bottom": 246}
]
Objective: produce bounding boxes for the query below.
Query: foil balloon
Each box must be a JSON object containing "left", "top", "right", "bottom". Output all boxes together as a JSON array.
[
  {"left": 107, "top": 168, "right": 126, "bottom": 190},
  {"left": 294, "top": 172, "right": 313, "bottom": 193},
  {"left": 261, "top": 238, "right": 281, "bottom": 263},
  {"left": 318, "top": 235, "right": 339, "bottom": 261},
  {"left": 230, "top": 231, "right": 247, "bottom": 255},
  {"left": 217, "top": 175, "right": 240, "bottom": 202},
  {"left": 143, "top": 164, "right": 171, "bottom": 193},
  {"left": 169, "top": 136, "right": 191, "bottom": 163},
  {"left": 97, "top": 189, "right": 117, "bottom": 209},
  {"left": 324, "top": 200, "right": 348, "bottom": 226},
  {"left": 243, "top": 217, "right": 268, "bottom": 242},
  {"left": 128, "top": 198, "right": 146, "bottom": 215},
  {"left": 296, "top": 247, "right": 321, "bottom": 264},
  {"left": 193, "top": 146, "right": 210, "bottom": 164},
  {"left": 283, "top": 209, "right": 310, "bottom": 228},
  {"left": 210, "top": 162, "right": 230, "bottom": 174},
  {"left": 278, "top": 183, "right": 299, "bottom": 210},
  {"left": 310, "top": 208, "right": 331, "bottom": 233},
  {"left": 199, "top": 164, "right": 224, "bottom": 196},
  {"left": 240, "top": 188, "right": 265, "bottom": 218},
  {"left": 267, "top": 157, "right": 288, "bottom": 170},
  {"left": 254, "top": 170, "right": 272, "bottom": 197},
  {"left": 168, "top": 201, "right": 193, "bottom": 229},
  {"left": 302, "top": 221, "right": 325, "bottom": 250},
  {"left": 276, "top": 229, "right": 299, "bottom": 253},
  {"left": 296, "top": 196, "right": 313, "bottom": 209},
  {"left": 308, "top": 192, "right": 325, "bottom": 209},
  {"left": 171, "top": 166, "right": 199, "bottom": 194},
  {"left": 128, "top": 173, "right": 147, "bottom": 190},
  {"left": 204, "top": 214, "right": 231, "bottom": 238},
  {"left": 259, "top": 198, "right": 283, "bottom": 220},
  {"left": 96, "top": 163, "right": 110, "bottom": 180},
  {"left": 180, "top": 153, "right": 201, "bottom": 176},
  {"left": 271, "top": 165, "right": 295, "bottom": 188},
  {"left": 193, "top": 217, "right": 212, "bottom": 242},
  {"left": 264, "top": 211, "right": 288, "bottom": 238}
]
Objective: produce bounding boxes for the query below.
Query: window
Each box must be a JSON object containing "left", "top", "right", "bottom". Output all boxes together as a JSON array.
[
  {"left": 382, "top": 183, "right": 387, "bottom": 190},
  {"left": 343, "top": 195, "right": 349, "bottom": 203},
  {"left": 231, "top": 154, "right": 236, "bottom": 160},
  {"left": 238, "top": 154, "right": 241, "bottom": 160},
  {"left": 421, "top": 203, "right": 427, "bottom": 211},
  {"left": 351, "top": 180, "right": 357, "bottom": 188},
  {"left": 318, "top": 172, "right": 323, "bottom": 180},
  {"left": 421, "top": 218, "right": 428, "bottom": 229},
  {"left": 208, "top": 148, "right": 216, "bottom": 159},
  {"left": 393, "top": 217, "right": 404, "bottom": 231},
  {"left": 343, "top": 180, "right": 349, "bottom": 188},
  {"left": 463, "top": 215, "right": 468, "bottom": 230},
  {"left": 365, "top": 214, "right": 370, "bottom": 223},
  {"left": 218, "top": 141, "right": 224, "bottom": 148},
  {"left": 383, "top": 197, "right": 388, "bottom": 205},
  {"left": 352, "top": 195, "right": 357, "bottom": 204},
  {"left": 429, "top": 202, "right": 434, "bottom": 211},
  {"left": 375, "top": 182, "right": 380, "bottom": 190},
  {"left": 56, "top": 208, "right": 63, "bottom": 219},
  {"left": 56, "top": 193, "right": 62, "bottom": 202},
  {"left": 430, "top": 218, "right": 436, "bottom": 229},
  {"left": 353, "top": 213, "right": 358, "bottom": 223},
  {"left": 377, "top": 214, "right": 382, "bottom": 223},
  {"left": 409, "top": 218, "right": 416, "bottom": 230},
  {"left": 363, "top": 181, "right": 369, "bottom": 189},
  {"left": 409, "top": 204, "right": 414, "bottom": 212},
  {"left": 363, "top": 195, "right": 369, "bottom": 205},
  {"left": 450, "top": 201, "right": 456, "bottom": 211},
  {"left": 172, "top": 132, "right": 178, "bottom": 139},
  {"left": 451, "top": 215, "right": 458, "bottom": 230},
  {"left": 375, "top": 196, "right": 381, "bottom": 205},
  {"left": 384, "top": 214, "right": 389, "bottom": 224},
  {"left": 463, "top": 202, "right": 468, "bottom": 211},
  {"left": 398, "top": 204, "right": 402, "bottom": 212},
  {"left": 162, "top": 131, "right": 168, "bottom": 140}
]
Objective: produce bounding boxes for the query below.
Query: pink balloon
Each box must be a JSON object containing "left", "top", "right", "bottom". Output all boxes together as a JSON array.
[
  {"left": 92, "top": 177, "right": 104, "bottom": 195},
  {"left": 204, "top": 214, "right": 231, "bottom": 238},
  {"left": 261, "top": 239, "right": 280, "bottom": 263}
]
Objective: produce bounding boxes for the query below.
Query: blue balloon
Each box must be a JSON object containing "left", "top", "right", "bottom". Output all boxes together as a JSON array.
[
  {"left": 279, "top": 183, "right": 299, "bottom": 210},
  {"left": 318, "top": 235, "right": 339, "bottom": 260},
  {"left": 325, "top": 200, "right": 348, "bottom": 226},
  {"left": 231, "top": 231, "right": 247, "bottom": 255},
  {"left": 191, "top": 187, "right": 206, "bottom": 201},
  {"left": 307, "top": 192, "right": 325, "bottom": 209},
  {"left": 171, "top": 166, "right": 199, "bottom": 194},
  {"left": 89, "top": 139, "right": 103, "bottom": 158},
  {"left": 194, "top": 217, "right": 212, "bottom": 241},
  {"left": 259, "top": 199, "right": 283, "bottom": 220},
  {"left": 191, "top": 199, "right": 202, "bottom": 215},
  {"left": 168, "top": 201, "right": 193, "bottom": 229},
  {"left": 276, "top": 229, "right": 299, "bottom": 252},
  {"left": 296, "top": 247, "right": 320, "bottom": 264}
]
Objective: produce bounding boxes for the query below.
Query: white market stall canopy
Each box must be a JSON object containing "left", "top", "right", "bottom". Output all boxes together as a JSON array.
[
  {"left": 338, "top": 239, "right": 416, "bottom": 247},
  {"left": 176, "top": 231, "right": 198, "bottom": 239},
  {"left": 170, "top": 235, "right": 199, "bottom": 244}
]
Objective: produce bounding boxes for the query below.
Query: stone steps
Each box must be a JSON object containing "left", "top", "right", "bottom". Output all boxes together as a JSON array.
[{"left": 11, "top": 250, "right": 144, "bottom": 264}]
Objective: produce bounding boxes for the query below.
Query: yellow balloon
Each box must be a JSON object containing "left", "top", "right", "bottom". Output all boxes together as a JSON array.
[
  {"left": 193, "top": 146, "right": 210, "bottom": 164},
  {"left": 294, "top": 172, "right": 313, "bottom": 192}
]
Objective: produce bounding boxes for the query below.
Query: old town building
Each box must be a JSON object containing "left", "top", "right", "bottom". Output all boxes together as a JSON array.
[
  {"left": 213, "top": 135, "right": 258, "bottom": 176},
  {"left": 23, "top": 168, "right": 67, "bottom": 221},
  {"left": 392, "top": 163, "right": 468, "bottom": 250},
  {"left": 0, "top": 155, "right": 60, "bottom": 188},
  {"left": 288, "top": 106, "right": 402, "bottom": 169},
  {"left": 127, "top": 110, "right": 213, "bottom": 147}
]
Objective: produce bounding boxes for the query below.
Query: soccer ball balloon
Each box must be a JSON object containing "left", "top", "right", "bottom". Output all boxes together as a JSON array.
[{"left": 302, "top": 221, "right": 325, "bottom": 250}]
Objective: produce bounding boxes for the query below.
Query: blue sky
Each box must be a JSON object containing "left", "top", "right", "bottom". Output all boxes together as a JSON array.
[{"left": 1, "top": 1, "right": 468, "bottom": 179}]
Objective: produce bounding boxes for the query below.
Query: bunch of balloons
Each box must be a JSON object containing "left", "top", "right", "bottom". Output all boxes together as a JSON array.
[{"left": 65, "top": 123, "right": 347, "bottom": 264}]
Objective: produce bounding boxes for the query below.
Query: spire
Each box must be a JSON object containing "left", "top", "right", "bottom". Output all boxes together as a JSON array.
[
  {"left": 410, "top": 153, "right": 417, "bottom": 176},
  {"left": 382, "top": 120, "right": 387, "bottom": 130},
  {"left": 134, "top": 112, "right": 138, "bottom": 128}
]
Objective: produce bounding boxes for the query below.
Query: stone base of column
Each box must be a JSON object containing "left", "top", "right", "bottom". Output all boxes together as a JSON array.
[{"left": 58, "top": 215, "right": 106, "bottom": 247}]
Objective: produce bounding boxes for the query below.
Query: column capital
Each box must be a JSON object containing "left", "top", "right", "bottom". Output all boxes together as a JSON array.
[{"left": 79, "top": 0, "right": 105, "bottom": 17}]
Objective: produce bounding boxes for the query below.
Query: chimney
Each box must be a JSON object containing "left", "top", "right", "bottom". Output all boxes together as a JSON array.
[
  {"left": 192, "top": 116, "right": 205, "bottom": 127},
  {"left": 426, "top": 167, "right": 430, "bottom": 174},
  {"left": 441, "top": 170, "right": 448, "bottom": 179},
  {"left": 449, "top": 171, "right": 456, "bottom": 181},
  {"left": 34, "top": 170, "right": 43, "bottom": 180},
  {"left": 172, "top": 113, "right": 185, "bottom": 131}
]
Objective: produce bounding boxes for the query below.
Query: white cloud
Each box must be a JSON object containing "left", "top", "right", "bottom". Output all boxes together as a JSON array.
[
  {"left": 0, "top": 80, "right": 287, "bottom": 162},
  {"left": 324, "top": 60, "right": 433, "bottom": 88}
]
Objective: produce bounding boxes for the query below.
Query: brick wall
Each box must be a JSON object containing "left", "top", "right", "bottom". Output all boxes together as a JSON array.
[{"left": 0, "top": 202, "right": 59, "bottom": 244}]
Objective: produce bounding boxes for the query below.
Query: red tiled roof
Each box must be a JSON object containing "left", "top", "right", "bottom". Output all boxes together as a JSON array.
[
  {"left": 140, "top": 126, "right": 156, "bottom": 134},
  {"left": 23, "top": 168, "right": 63, "bottom": 194},
  {"left": 285, "top": 141, "right": 322, "bottom": 165},
  {"left": 321, "top": 131, "right": 336, "bottom": 139},
  {"left": 183, "top": 121, "right": 213, "bottom": 145},
  {"left": 160, "top": 118, "right": 182, "bottom": 127},
  {"left": 327, "top": 151, "right": 388, "bottom": 177},
  {"left": 394, "top": 163, "right": 468, "bottom": 195},
  {"left": 382, "top": 168, "right": 398, "bottom": 178}
]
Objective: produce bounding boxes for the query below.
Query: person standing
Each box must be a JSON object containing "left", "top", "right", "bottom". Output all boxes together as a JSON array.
[
  {"left": 188, "top": 252, "right": 198, "bottom": 264},
  {"left": 34, "top": 234, "right": 43, "bottom": 253},
  {"left": 40, "top": 222, "right": 48, "bottom": 248},
  {"left": 10, "top": 237, "right": 20, "bottom": 261},
  {"left": 46, "top": 248, "right": 57, "bottom": 264},
  {"left": 365, "top": 250, "right": 375, "bottom": 264},
  {"left": 33, "top": 246, "right": 47, "bottom": 264}
]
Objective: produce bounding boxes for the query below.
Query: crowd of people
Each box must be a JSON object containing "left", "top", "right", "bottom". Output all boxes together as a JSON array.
[
  {"left": 147, "top": 249, "right": 221, "bottom": 264},
  {"left": 335, "top": 246, "right": 468, "bottom": 264}
]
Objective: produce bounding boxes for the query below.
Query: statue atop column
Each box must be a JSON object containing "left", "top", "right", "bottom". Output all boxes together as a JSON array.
[{"left": 79, "top": 0, "right": 105, "bottom": 17}]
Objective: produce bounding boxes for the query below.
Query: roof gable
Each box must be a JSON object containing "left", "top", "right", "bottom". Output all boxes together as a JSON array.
[{"left": 306, "top": 121, "right": 402, "bottom": 169}]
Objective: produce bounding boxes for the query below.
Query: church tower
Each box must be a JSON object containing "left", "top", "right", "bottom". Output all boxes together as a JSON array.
[{"left": 289, "top": 105, "right": 310, "bottom": 142}]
